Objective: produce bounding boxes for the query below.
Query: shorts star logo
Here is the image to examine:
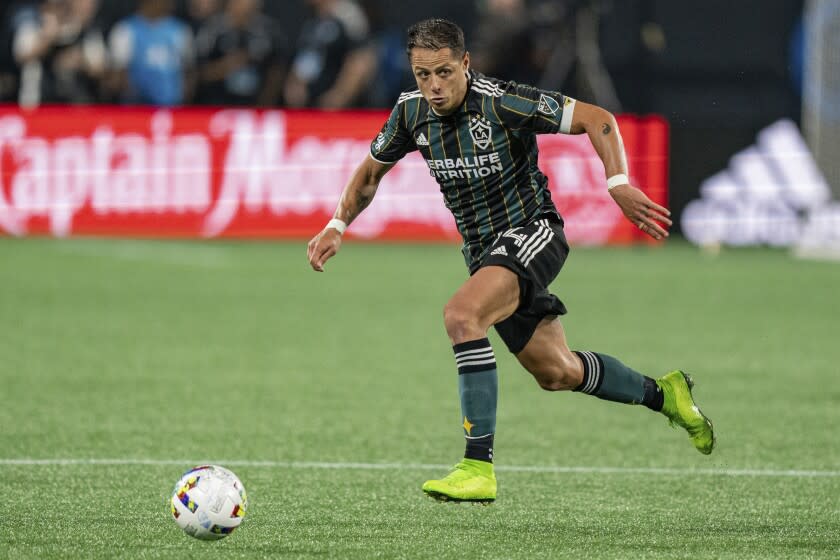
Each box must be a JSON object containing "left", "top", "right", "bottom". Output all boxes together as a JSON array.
[{"left": 462, "top": 416, "right": 474, "bottom": 435}]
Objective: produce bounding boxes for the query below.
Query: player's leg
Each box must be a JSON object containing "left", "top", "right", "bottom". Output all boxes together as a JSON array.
[
  {"left": 422, "top": 219, "right": 573, "bottom": 502},
  {"left": 443, "top": 264, "right": 520, "bottom": 344},
  {"left": 515, "top": 317, "right": 716, "bottom": 454},
  {"left": 516, "top": 317, "right": 662, "bottom": 405},
  {"left": 422, "top": 265, "right": 520, "bottom": 503},
  {"left": 513, "top": 316, "right": 582, "bottom": 391}
]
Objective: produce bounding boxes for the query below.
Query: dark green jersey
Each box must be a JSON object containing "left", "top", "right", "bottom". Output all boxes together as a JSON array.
[{"left": 370, "top": 69, "right": 576, "bottom": 267}]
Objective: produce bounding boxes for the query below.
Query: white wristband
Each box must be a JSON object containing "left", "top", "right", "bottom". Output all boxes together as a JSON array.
[
  {"left": 326, "top": 218, "right": 347, "bottom": 234},
  {"left": 607, "top": 174, "right": 629, "bottom": 191}
]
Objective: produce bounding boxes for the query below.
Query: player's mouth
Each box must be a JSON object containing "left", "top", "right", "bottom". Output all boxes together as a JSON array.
[{"left": 430, "top": 96, "right": 446, "bottom": 105}]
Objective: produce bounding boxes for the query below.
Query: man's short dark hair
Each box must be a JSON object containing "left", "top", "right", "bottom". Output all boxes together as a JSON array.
[{"left": 406, "top": 18, "right": 466, "bottom": 60}]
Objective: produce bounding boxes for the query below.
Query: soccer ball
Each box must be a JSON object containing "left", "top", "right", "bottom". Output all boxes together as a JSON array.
[{"left": 170, "top": 465, "right": 248, "bottom": 540}]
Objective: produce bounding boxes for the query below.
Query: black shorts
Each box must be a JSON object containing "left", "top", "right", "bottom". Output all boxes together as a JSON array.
[{"left": 472, "top": 217, "right": 570, "bottom": 354}]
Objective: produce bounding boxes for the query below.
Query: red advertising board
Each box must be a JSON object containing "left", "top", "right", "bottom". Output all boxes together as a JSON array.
[{"left": 0, "top": 106, "right": 667, "bottom": 244}]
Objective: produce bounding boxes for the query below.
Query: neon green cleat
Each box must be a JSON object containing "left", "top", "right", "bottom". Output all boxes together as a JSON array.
[
  {"left": 422, "top": 459, "right": 497, "bottom": 503},
  {"left": 658, "top": 370, "right": 716, "bottom": 454}
]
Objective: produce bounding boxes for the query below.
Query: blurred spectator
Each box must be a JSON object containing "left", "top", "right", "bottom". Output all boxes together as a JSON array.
[
  {"left": 530, "top": 0, "right": 621, "bottom": 111},
  {"left": 194, "top": 0, "right": 287, "bottom": 106},
  {"left": 283, "top": 0, "right": 376, "bottom": 109},
  {"left": 184, "top": 0, "right": 220, "bottom": 33},
  {"left": 471, "top": 0, "right": 541, "bottom": 84},
  {"left": 12, "top": 0, "right": 106, "bottom": 106},
  {"left": 356, "top": 0, "right": 413, "bottom": 108},
  {"left": 0, "top": 3, "right": 27, "bottom": 102},
  {"left": 474, "top": 0, "right": 620, "bottom": 111},
  {"left": 107, "top": 0, "right": 194, "bottom": 106}
]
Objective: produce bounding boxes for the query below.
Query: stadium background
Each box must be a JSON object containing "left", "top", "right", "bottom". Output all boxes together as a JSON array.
[
  {"left": 1, "top": 1, "right": 838, "bottom": 559},
  {"left": 0, "top": 0, "right": 827, "bottom": 241}
]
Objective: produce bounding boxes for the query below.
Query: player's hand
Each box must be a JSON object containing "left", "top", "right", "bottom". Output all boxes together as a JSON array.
[
  {"left": 609, "top": 184, "right": 672, "bottom": 240},
  {"left": 307, "top": 227, "right": 343, "bottom": 272}
]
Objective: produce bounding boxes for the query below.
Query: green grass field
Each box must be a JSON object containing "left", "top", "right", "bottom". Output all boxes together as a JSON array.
[{"left": 1, "top": 238, "right": 838, "bottom": 559}]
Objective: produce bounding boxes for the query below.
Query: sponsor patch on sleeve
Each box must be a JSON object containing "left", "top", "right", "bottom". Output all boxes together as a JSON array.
[{"left": 537, "top": 94, "right": 560, "bottom": 116}]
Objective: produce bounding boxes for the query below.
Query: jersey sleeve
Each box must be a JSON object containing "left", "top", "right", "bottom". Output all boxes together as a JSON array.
[
  {"left": 369, "top": 103, "right": 416, "bottom": 164},
  {"left": 495, "top": 83, "right": 576, "bottom": 135}
]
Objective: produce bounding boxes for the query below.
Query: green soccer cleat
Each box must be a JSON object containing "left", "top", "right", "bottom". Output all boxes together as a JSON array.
[
  {"left": 658, "top": 370, "right": 716, "bottom": 454},
  {"left": 422, "top": 459, "right": 497, "bottom": 503}
]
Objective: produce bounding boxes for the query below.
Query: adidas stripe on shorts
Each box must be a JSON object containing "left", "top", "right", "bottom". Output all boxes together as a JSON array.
[{"left": 475, "top": 216, "right": 570, "bottom": 354}]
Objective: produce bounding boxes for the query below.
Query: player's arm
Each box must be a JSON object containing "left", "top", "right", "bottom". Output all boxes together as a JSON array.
[
  {"left": 568, "top": 101, "right": 672, "bottom": 240},
  {"left": 306, "top": 155, "right": 395, "bottom": 272}
]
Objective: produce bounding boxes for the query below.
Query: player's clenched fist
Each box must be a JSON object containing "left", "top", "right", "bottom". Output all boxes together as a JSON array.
[{"left": 307, "top": 228, "right": 342, "bottom": 272}]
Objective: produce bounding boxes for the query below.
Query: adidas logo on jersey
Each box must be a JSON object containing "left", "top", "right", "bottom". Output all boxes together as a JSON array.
[
  {"left": 490, "top": 246, "right": 508, "bottom": 256},
  {"left": 415, "top": 132, "right": 429, "bottom": 146}
]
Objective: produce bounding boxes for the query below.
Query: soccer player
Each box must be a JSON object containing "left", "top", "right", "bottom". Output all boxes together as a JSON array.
[{"left": 307, "top": 18, "right": 715, "bottom": 503}]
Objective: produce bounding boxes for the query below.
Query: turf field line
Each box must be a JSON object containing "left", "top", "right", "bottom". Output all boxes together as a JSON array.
[{"left": 0, "top": 458, "right": 838, "bottom": 478}]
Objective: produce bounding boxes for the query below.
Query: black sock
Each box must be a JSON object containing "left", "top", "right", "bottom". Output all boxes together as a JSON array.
[
  {"left": 642, "top": 377, "right": 664, "bottom": 411},
  {"left": 464, "top": 434, "right": 494, "bottom": 463}
]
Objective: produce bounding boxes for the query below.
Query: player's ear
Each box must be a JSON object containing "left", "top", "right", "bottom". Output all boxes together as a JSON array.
[{"left": 462, "top": 51, "right": 470, "bottom": 74}]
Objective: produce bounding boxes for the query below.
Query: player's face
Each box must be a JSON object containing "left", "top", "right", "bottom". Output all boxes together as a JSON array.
[{"left": 410, "top": 48, "right": 470, "bottom": 116}]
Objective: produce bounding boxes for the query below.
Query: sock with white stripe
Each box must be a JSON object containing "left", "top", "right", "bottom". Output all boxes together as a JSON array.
[
  {"left": 573, "top": 351, "right": 663, "bottom": 411},
  {"left": 454, "top": 338, "right": 497, "bottom": 463}
]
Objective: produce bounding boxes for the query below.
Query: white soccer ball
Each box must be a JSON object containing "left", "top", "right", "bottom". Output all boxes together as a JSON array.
[{"left": 170, "top": 465, "right": 248, "bottom": 540}]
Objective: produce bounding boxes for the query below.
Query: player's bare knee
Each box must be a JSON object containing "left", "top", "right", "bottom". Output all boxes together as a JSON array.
[
  {"left": 537, "top": 368, "right": 575, "bottom": 391},
  {"left": 527, "top": 356, "right": 579, "bottom": 392},
  {"left": 556, "top": 353, "right": 583, "bottom": 390},
  {"left": 443, "top": 301, "right": 482, "bottom": 343},
  {"left": 535, "top": 372, "right": 566, "bottom": 391}
]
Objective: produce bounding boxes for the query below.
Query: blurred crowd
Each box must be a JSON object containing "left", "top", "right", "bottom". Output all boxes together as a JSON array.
[{"left": 0, "top": 0, "right": 597, "bottom": 109}]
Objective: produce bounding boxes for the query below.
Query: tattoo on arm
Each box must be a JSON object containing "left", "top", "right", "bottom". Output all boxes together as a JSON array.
[
  {"left": 354, "top": 189, "right": 373, "bottom": 213},
  {"left": 601, "top": 123, "right": 612, "bottom": 135},
  {"left": 337, "top": 162, "right": 384, "bottom": 223},
  {"left": 339, "top": 187, "right": 374, "bottom": 223}
]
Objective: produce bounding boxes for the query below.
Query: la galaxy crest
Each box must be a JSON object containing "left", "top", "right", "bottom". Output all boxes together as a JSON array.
[{"left": 469, "top": 116, "right": 492, "bottom": 150}]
